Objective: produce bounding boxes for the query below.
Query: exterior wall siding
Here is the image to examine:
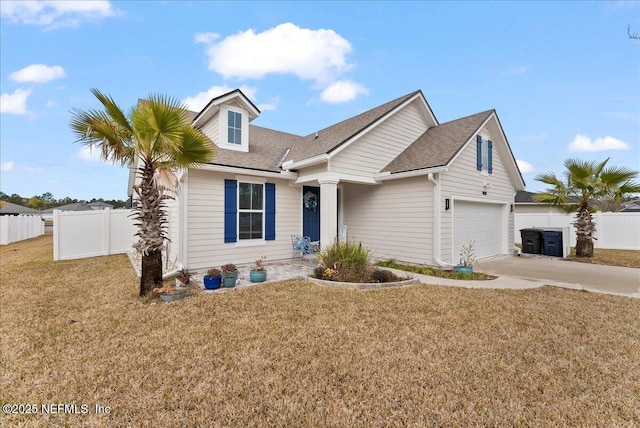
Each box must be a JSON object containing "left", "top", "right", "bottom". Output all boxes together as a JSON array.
[
  {"left": 199, "top": 115, "right": 219, "bottom": 145},
  {"left": 342, "top": 176, "right": 433, "bottom": 265},
  {"left": 330, "top": 102, "right": 429, "bottom": 176},
  {"left": 440, "top": 123, "right": 516, "bottom": 262},
  {"left": 185, "top": 169, "right": 301, "bottom": 271}
]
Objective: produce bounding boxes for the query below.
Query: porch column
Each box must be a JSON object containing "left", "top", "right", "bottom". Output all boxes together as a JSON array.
[{"left": 318, "top": 178, "right": 339, "bottom": 248}]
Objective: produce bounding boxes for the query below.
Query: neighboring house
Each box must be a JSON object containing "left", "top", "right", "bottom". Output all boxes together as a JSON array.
[
  {"left": 42, "top": 202, "right": 94, "bottom": 222},
  {"left": 0, "top": 201, "right": 41, "bottom": 216},
  {"left": 514, "top": 190, "right": 565, "bottom": 214},
  {"left": 129, "top": 89, "right": 525, "bottom": 270},
  {"left": 619, "top": 199, "right": 640, "bottom": 212},
  {"left": 88, "top": 202, "right": 114, "bottom": 210}
]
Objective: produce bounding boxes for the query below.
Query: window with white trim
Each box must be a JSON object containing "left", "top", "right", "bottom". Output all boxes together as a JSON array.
[
  {"left": 228, "top": 111, "right": 242, "bottom": 145},
  {"left": 481, "top": 140, "right": 489, "bottom": 172},
  {"left": 238, "top": 182, "right": 263, "bottom": 240}
]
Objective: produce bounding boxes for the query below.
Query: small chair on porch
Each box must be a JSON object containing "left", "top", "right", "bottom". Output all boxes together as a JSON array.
[{"left": 291, "top": 235, "right": 318, "bottom": 266}]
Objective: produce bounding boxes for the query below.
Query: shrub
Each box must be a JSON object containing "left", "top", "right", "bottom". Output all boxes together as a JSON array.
[
  {"left": 318, "top": 240, "right": 370, "bottom": 271},
  {"left": 370, "top": 267, "right": 400, "bottom": 283}
]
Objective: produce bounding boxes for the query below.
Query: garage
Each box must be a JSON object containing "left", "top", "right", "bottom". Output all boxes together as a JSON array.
[{"left": 453, "top": 200, "right": 504, "bottom": 261}]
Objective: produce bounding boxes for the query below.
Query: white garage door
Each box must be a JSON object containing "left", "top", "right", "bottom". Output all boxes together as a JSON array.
[{"left": 453, "top": 201, "right": 504, "bottom": 262}]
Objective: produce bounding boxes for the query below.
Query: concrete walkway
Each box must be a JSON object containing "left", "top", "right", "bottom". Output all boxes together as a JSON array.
[
  {"left": 193, "top": 255, "right": 639, "bottom": 299},
  {"left": 475, "top": 254, "right": 640, "bottom": 298}
]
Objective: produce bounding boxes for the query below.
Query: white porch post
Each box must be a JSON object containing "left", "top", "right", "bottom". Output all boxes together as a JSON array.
[{"left": 318, "top": 178, "right": 339, "bottom": 248}]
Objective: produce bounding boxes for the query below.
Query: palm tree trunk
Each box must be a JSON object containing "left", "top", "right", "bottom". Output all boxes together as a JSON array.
[
  {"left": 140, "top": 250, "right": 163, "bottom": 296},
  {"left": 573, "top": 202, "right": 594, "bottom": 257},
  {"left": 134, "top": 161, "right": 168, "bottom": 296}
]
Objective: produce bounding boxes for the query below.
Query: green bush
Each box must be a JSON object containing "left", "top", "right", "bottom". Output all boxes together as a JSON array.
[{"left": 318, "top": 240, "right": 370, "bottom": 271}]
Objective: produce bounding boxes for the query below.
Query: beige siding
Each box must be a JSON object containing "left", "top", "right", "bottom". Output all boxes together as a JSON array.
[
  {"left": 199, "top": 114, "right": 219, "bottom": 144},
  {"left": 342, "top": 177, "right": 433, "bottom": 264},
  {"left": 330, "top": 102, "right": 429, "bottom": 176},
  {"left": 440, "top": 124, "right": 516, "bottom": 262},
  {"left": 515, "top": 204, "right": 563, "bottom": 214},
  {"left": 165, "top": 193, "right": 180, "bottom": 265},
  {"left": 295, "top": 164, "right": 328, "bottom": 183},
  {"left": 185, "top": 169, "right": 301, "bottom": 271}
]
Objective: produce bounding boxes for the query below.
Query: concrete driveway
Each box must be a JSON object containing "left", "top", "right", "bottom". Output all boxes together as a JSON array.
[{"left": 475, "top": 254, "right": 640, "bottom": 298}]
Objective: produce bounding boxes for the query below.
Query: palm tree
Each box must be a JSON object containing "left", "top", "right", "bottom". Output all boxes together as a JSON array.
[
  {"left": 70, "top": 89, "right": 215, "bottom": 296},
  {"left": 535, "top": 158, "right": 640, "bottom": 257}
]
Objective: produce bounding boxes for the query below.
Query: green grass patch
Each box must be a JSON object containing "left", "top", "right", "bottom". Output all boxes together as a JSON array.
[{"left": 377, "top": 259, "right": 496, "bottom": 280}]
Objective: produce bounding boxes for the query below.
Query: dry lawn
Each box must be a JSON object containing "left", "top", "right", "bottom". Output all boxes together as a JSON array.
[
  {"left": 2, "top": 235, "right": 639, "bottom": 427},
  {"left": 566, "top": 247, "right": 640, "bottom": 268}
]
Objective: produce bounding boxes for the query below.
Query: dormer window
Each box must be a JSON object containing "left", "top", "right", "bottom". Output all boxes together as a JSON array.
[
  {"left": 228, "top": 111, "right": 242, "bottom": 145},
  {"left": 218, "top": 105, "right": 249, "bottom": 152}
]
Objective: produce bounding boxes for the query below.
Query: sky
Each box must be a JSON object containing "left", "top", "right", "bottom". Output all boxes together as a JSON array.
[{"left": 1, "top": 0, "right": 639, "bottom": 201}]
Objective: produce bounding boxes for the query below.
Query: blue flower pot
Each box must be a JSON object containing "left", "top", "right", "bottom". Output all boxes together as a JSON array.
[
  {"left": 203, "top": 276, "right": 222, "bottom": 290},
  {"left": 455, "top": 266, "right": 474, "bottom": 274},
  {"left": 250, "top": 270, "right": 267, "bottom": 283}
]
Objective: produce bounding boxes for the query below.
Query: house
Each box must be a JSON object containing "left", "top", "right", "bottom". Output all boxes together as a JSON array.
[
  {"left": 0, "top": 201, "right": 41, "bottom": 216},
  {"left": 514, "top": 190, "right": 565, "bottom": 214},
  {"left": 41, "top": 202, "right": 94, "bottom": 223},
  {"left": 129, "top": 89, "right": 525, "bottom": 270},
  {"left": 88, "top": 201, "right": 114, "bottom": 210}
]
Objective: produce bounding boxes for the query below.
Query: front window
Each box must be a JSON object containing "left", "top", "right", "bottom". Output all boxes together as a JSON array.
[
  {"left": 238, "top": 182, "right": 263, "bottom": 239},
  {"left": 228, "top": 111, "right": 242, "bottom": 145}
]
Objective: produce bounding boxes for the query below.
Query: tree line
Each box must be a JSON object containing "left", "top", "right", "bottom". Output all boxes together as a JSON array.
[{"left": 0, "top": 191, "right": 127, "bottom": 210}]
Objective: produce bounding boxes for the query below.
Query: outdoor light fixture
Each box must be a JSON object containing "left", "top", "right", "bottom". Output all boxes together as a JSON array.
[{"left": 445, "top": 198, "right": 450, "bottom": 210}]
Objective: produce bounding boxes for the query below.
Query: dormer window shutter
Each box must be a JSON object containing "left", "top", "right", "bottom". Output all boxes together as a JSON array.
[
  {"left": 488, "top": 140, "right": 493, "bottom": 174},
  {"left": 476, "top": 135, "right": 483, "bottom": 171}
]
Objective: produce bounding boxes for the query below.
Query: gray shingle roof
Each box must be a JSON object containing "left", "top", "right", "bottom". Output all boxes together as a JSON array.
[
  {"left": 284, "top": 90, "right": 421, "bottom": 164},
  {"left": 42, "top": 203, "right": 93, "bottom": 213},
  {"left": 0, "top": 201, "right": 40, "bottom": 215},
  {"left": 209, "top": 125, "right": 302, "bottom": 172},
  {"left": 382, "top": 110, "right": 493, "bottom": 173}
]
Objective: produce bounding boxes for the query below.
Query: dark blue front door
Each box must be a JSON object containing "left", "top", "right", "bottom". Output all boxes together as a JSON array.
[{"left": 302, "top": 186, "right": 320, "bottom": 242}]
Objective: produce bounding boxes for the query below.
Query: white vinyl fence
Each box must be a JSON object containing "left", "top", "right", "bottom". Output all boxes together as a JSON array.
[
  {"left": 53, "top": 209, "right": 136, "bottom": 260},
  {"left": 0, "top": 215, "right": 45, "bottom": 245},
  {"left": 515, "top": 212, "right": 640, "bottom": 250}
]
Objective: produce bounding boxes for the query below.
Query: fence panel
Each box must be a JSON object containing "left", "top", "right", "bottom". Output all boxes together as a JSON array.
[
  {"left": 0, "top": 215, "right": 45, "bottom": 245},
  {"left": 515, "top": 212, "right": 640, "bottom": 250},
  {"left": 53, "top": 209, "right": 136, "bottom": 260}
]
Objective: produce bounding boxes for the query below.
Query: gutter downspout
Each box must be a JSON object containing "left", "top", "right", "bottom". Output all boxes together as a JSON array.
[{"left": 428, "top": 173, "right": 457, "bottom": 268}]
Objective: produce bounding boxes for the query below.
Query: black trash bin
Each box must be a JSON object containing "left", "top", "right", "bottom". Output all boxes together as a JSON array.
[
  {"left": 541, "top": 230, "right": 563, "bottom": 257},
  {"left": 520, "top": 228, "right": 543, "bottom": 254}
]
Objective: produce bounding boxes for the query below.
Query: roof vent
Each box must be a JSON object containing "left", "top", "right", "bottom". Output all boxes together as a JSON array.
[{"left": 314, "top": 131, "right": 318, "bottom": 139}]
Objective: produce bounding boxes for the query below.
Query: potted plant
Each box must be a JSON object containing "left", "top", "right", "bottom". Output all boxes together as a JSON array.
[
  {"left": 175, "top": 267, "right": 192, "bottom": 286},
  {"left": 249, "top": 257, "right": 267, "bottom": 283},
  {"left": 221, "top": 263, "right": 238, "bottom": 288},
  {"left": 153, "top": 284, "right": 186, "bottom": 303},
  {"left": 203, "top": 268, "right": 222, "bottom": 290},
  {"left": 456, "top": 240, "right": 477, "bottom": 273}
]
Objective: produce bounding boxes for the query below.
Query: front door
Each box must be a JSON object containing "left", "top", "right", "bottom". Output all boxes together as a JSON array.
[{"left": 302, "top": 186, "right": 320, "bottom": 241}]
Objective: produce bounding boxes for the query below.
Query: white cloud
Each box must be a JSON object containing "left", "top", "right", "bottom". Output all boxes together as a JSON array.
[
  {"left": 516, "top": 160, "right": 535, "bottom": 173},
  {"left": 320, "top": 80, "right": 369, "bottom": 103},
  {"left": 194, "top": 32, "right": 220, "bottom": 44},
  {"left": 605, "top": 111, "right": 639, "bottom": 122},
  {"left": 181, "top": 85, "right": 258, "bottom": 112},
  {"left": 568, "top": 134, "right": 630, "bottom": 152},
  {"left": 502, "top": 66, "right": 528, "bottom": 75},
  {"left": 0, "top": 89, "right": 31, "bottom": 115},
  {"left": 1, "top": 0, "right": 117, "bottom": 28},
  {"left": 257, "top": 96, "right": 279, "bottom": 111},
  {"left": 1, "top": 161, "right": 14, "bottom": 172},
  {"left": 9, "top": 64, "right": 65, "bottom": 83},
  {"left": 76, "top": 146, "right": 103, "bottom": 162},
  {"left": 198, "top": 23, "right": 353, "bottom": 84}
]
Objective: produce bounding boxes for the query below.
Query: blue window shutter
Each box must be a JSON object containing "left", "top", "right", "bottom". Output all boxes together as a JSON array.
[
  {"left": 488, "top": 140, "right": 493, "bottom": 174},
  {"left": 476, "top": 135, "right": 483, "bottom": 171},
  {"left": 265, "top": 183, "right": 276, "bottom": 241},
  {"left": 224, "top": 179, "right": 237, "bottom": 243}
]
